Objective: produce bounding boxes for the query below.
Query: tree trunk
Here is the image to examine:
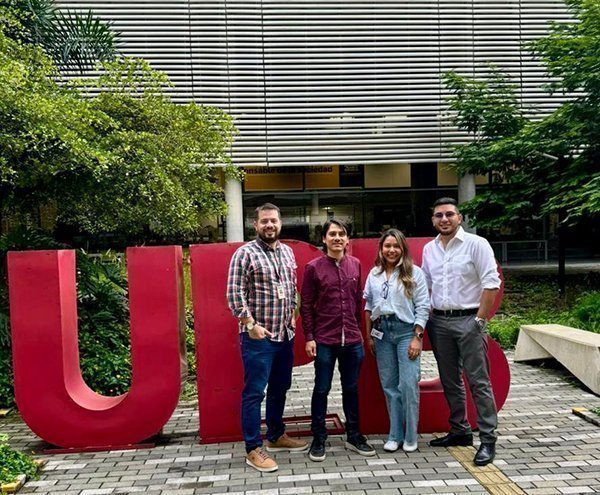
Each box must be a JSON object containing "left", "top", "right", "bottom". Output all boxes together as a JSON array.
[{"left": 458, "top": 173, "right": 476, "bottom": 233}]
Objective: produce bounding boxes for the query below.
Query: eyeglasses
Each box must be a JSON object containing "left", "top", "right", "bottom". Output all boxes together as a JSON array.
[
  {"left": 382, "top": 280, "right": 390, "bottom": 299},
  {"left": 433, "top": 211, "right": 457, "bottom": 220}
]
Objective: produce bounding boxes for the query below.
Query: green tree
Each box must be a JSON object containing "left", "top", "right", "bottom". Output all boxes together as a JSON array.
[
  {"left": 443, "top": 0, "right": 600, "bottom": 227},
  {"left": 0, "top": 29, "right": 236, "bottom": 236},
  {"left": 1, "top": 0, "right": 117, "bottom": 72},
  {"left": 530, "top": 0, "right": 600, "bottom": 219},
  {"left": 443, "top": 68, "right": 535, "bottom": 226}
]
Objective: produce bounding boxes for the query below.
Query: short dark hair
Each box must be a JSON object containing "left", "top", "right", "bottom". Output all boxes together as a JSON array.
[
  {"left": 321, "top": 219, "right": 349, "bottom": 252},
  {"left": 322, "top": 219, "right": 349, "bottom": 238},
  {"left": 432, "top": 197, "right": 459, "bottom": 210},
  {"left": 254, "top": 203, "right": 281, "bottom": 220}
]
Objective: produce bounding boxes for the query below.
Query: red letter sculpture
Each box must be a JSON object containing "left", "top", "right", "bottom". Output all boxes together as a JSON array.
[
  {"left": 8, "top": 247, "right": 186, "bottom": 449},
  {"left": 350, "top": 238, "right": 509, "bottom": 434},
  {"left": 9, "top": 239, "right": 509, "bottom": 448},
  {"left": 190, "top": 241, "right": 321, "bottom": 443},
  {"left": 191, "top": 239, "right": 510, "bottom": 443}
]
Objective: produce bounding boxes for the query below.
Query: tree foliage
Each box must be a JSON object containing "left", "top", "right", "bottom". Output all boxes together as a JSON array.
[
  {"left": 1, "top": 0, "right": 118, "bottom": 72},
  {"left": 0, "top": 28, "right": 237, "bottom": 236},
  {"left": 444, "top": 0, "right": 600, "bottom": 227}
]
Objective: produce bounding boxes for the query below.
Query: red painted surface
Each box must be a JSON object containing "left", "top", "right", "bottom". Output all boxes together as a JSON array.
[
  {"left": 8, "top": 239, "right": 509, "bottom": 448},
  {"left": 190, "top": 240, "right": 322, "bottom": 443},
  {"left": 351, "top": 238, "right": 509, "bottom": 434},
  {"left": 192, "top": 238, "right": 509, "bottom": 443},
  {"left": 8, "top": 247, "right": 186, "bottom": 448}
]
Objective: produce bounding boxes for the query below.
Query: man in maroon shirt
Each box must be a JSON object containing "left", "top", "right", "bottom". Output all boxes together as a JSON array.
[{"left": 300, "top": 219, "right": 375, "bottom": 462}]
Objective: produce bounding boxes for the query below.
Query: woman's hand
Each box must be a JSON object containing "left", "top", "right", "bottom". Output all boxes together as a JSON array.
[
  {"left": 367, "top": 337, "right": 376, "bottom": 357},
  {"left": 408, "top": 336, "right": 421, "bottom": 360}
]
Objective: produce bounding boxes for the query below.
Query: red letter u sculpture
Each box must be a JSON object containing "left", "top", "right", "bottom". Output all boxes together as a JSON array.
[{"left": 8, "top": 247, "right": 186, "bottom": 449}]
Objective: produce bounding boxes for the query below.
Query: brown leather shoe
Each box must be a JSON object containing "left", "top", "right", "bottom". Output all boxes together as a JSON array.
[
  {"left": 265, "top": 433, "right": 309, "bottom": 452},
  {"left": 245, "top": 447, "right": 278, "bottom": 472}
]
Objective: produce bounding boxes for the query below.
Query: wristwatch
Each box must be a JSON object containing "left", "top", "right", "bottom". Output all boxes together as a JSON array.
[
  {"left": 475, "top": 317, "right": 487, "bottom": 329},
  {"left": 414, "top": 330, "right": 424, "bottom": 340},
  {"left": 245, "top": 320, "right": 256, "bottom": 331}
]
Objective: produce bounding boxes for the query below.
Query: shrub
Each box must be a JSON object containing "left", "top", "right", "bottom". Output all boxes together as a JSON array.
[
  {"left": 0, "top": 434, "right": 38, "bottom": 485},
  {"left": 0, "top": 346, "right": 12, "bottom": 409},
  {"left": 185, "top": 307, "right": 196, "bottom": 377},
  {"left": 76, "top": 252, "right": 132, "bottom": 395},
  {"left": 488, "top": 315, "right": 524, "bottom": 349},
  {"left": 573, "top": 291, "right": 600, "bottom": 332}
]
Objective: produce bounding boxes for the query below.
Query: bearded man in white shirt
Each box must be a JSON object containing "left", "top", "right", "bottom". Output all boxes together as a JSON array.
[{"left": 421, "top": 197, "right": 501, "bottom": 467}]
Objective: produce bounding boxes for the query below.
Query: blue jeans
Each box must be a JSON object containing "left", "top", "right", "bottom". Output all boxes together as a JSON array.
[
  {"left": 240, "top": 332, "right": 294, "bottom": 453},
  {"left": 311, "top": 342, "right": 364, "bottom": 442},
  {"left": 374, "top": 318, "right": 420, "bottom": 445}
]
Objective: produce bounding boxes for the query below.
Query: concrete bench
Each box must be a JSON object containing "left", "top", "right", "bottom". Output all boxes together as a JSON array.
[{"left": 515, "top": 324, "right": 600, "bottom": 395}]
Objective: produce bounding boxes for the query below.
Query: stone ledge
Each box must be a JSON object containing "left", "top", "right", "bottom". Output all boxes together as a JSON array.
[
  {"left": 0, "top": 459, "right": 45, "bottom": 494},
  {"left": 572, "top": 407, "right": 600, "bottom": 427},
  {"left": 1, "top": 474, "right": 26, "bottom": 494}
]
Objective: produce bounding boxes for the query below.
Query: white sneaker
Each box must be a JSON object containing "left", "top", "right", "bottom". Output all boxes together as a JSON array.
[
  {"left": 383, "top": 440, "right": 399, "bottom": 452},
  {"left": 403, "top": 441, "right": 418, "bottom": 452}
]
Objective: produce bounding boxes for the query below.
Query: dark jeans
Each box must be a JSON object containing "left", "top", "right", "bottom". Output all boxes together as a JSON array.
[
  {"left": 240, "top": 332, "right": 294, "bottom": 453},
  {"left": 311, "top": 342, "right": 364, "bottom": 442}
]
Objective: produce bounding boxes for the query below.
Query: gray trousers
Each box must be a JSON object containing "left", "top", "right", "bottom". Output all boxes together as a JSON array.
[{"left": 427, "top": 314, "right": 498, "bottom": 443}]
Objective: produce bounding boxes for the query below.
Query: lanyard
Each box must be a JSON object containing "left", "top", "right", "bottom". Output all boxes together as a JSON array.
[{"left": 266, "top": 245, "right": 283, "bottom": 282}]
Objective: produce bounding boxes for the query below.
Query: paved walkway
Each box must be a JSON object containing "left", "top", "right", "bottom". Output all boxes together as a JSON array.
[{"left": 2, "top": 351, "right": 600, "bottom": 495}]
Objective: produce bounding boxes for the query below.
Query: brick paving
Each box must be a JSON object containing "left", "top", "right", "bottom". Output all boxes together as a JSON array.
[{"left": 2, "top": 351, "right": 600, "bottom": 495}]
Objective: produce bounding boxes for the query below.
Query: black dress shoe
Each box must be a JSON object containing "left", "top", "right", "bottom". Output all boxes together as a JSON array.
[
  {"left": 474, "top": 442, "right": 496, "bottom": 466},
  {"left": 429, "top": 432, "right": 474, "bottom": 447}
]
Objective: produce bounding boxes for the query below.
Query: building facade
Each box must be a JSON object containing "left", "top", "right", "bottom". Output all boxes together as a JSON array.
[{"left": 59, "top": 1, "right": 589, "bottom": 260}]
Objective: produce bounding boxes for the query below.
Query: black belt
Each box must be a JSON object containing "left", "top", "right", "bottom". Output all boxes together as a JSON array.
[{"left": 432, "top": 308, "right": 478, "bottom": 317}]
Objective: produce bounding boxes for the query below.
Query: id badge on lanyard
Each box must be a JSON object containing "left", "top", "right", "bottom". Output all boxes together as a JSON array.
[{"left": 276, "top": 283, "right": 286, "bottom": 300}]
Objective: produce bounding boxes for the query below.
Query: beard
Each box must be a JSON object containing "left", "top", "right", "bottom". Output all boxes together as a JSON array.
[{"left": 258, "top": 230, "right": 280, "bottom": 243}]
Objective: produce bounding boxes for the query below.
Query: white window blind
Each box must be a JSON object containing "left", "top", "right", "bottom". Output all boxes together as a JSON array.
[{"left": 57, "top": 0, "right": 572, "bottom": 166}]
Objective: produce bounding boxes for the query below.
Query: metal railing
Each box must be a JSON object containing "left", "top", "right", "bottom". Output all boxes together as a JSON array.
[{"left": 490, "top": 240, "right": 549, "bottom": 264}]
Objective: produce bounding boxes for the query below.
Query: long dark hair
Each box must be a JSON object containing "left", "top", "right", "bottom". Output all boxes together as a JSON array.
[{"left": 374, "top": 228, "right": 415, "bottom": 298}]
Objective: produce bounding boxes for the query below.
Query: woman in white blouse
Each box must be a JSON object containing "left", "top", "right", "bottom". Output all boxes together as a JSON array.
[{"left": 364, "top": 229, "right": 430, "bottom": 453}]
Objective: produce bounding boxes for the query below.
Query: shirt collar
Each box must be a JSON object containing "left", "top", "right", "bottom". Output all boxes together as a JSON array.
[
  {"left": 434, "top": 226, "right": 465, "bottom": 245},
  {"left": 256, "top": 237, "right": 280, "bottom": 252},
  {"left": 325, "top": 254, "right": 345, "bottom": 265}
]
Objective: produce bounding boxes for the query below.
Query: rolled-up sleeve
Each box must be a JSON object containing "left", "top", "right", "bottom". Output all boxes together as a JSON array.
[
  {"left": 421, "top": 245, "right": 433, "bottom": 290},
  {"left": 363, "top": 272, "right": 374, "bottom": 312},
  {"left": 300, "top": 263, "right": 317, "bottom": 342},
  {"left": 226, "top": 248, "right": 251, "bottom": 318},
  {"left": 412, "top": 268, "right": 430, "bottom": 329},
  {"left": 473, "top": 240, "right": 501, "bottom": 290}
]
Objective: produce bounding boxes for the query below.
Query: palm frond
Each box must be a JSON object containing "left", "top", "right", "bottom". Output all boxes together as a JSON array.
[{"left": 44, "top": 10, "right": 118, "bottom": 72}]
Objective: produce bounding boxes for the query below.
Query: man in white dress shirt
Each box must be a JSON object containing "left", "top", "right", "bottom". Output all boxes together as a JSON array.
[{"left": 421, "top": 197, "right": 501, "bottom": 466}]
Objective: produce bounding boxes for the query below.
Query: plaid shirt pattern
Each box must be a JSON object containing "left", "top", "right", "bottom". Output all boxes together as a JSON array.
[{"left": 227, "top": 238, "right": 297, "bottom": 341}]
